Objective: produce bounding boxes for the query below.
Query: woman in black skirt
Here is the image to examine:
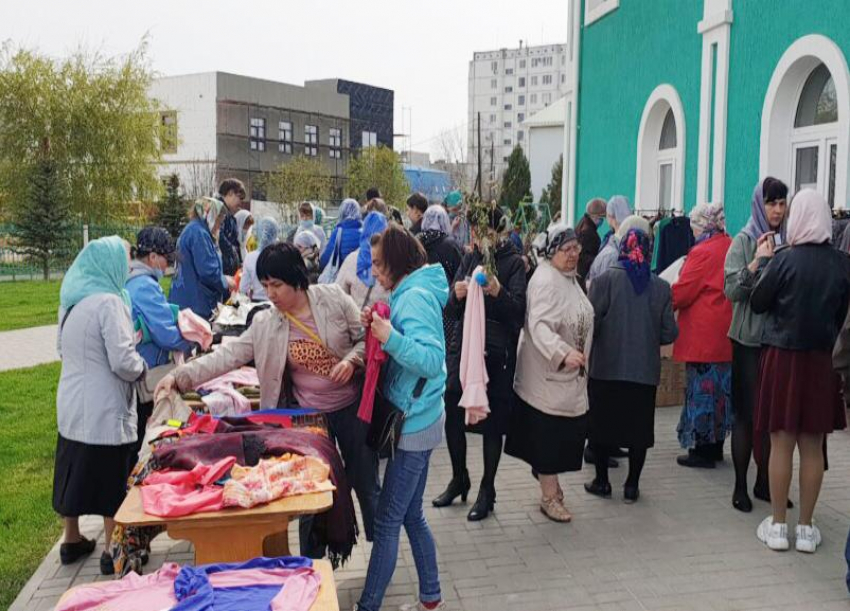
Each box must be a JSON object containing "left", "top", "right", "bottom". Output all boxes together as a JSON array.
[
  {"left": 432, "top": 204, "right": 527, "bottom": 521},
  {"left": 585, "top": 228, "right": 678, "bottom": 502},
  {"left": 54, "top": 237, "right": 147, "bottom": 571},
  {"left": 506, "top": 225, "right": 592, "bottom": 522}
]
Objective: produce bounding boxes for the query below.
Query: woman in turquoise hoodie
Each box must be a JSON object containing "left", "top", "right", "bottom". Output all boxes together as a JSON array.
[{"left": 356, "top": 224, "right": 448, "bottom": 611}]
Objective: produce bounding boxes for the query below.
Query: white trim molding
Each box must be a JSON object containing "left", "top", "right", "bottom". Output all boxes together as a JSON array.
[
  {"left": 760, "top": 34, "right": 850, "bottom": 208},
  {"left": 584, "top": 0, "right": 619, "bottom": 26},
  {"left": 564, "top": 0, "right": 582, "bottom": 225},
  {"left": 635, "top": 84, "right": 687, "bottom": 212}
]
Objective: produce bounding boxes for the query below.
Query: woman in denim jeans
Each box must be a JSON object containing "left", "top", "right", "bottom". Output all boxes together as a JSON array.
[{"left": 356, "top": 224, "right": 449, "bottom": 611}]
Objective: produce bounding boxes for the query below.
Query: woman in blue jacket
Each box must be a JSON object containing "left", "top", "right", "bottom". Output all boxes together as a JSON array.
[
  {"left": 356, "top": 224, "right": 448, "bottom": 611},
  {"left": 319, "top": 198, "right": 362, "bottom": 277},
  {"left": 170, "top": 197, "right": 234, "bottom": 319}
]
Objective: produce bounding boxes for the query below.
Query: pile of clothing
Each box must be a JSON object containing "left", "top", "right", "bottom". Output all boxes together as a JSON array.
[
  {"left": 224, "top": 454, "right": 335, "bottom": 509},
  {"left": 57, "top": 556, "right": 321, "bottom": 611}
]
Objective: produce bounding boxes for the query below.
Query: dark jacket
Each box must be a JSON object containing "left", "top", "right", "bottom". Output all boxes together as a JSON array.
[
  {"left": 445, "top": 242, "right": 527, "bottom": 392},
  {"left": 575, "top": 213, "right": 601, "bottom": 289},
  {"left": 750, "top": 244, "right": 850, "bottom": 351},
  {"left": 170, "top": 218, "right": 229, "bottom": 320},
  {"left": 588, "top": 264, "right": 678, "bottom": 386},
  {"left": 218, "top": 210, "right": 242, "bottom": 276},
  {"left": 319, "top": 219, "right": 362, "bottom": 272},
  {"left": 420, "top": 231, "right": 463, "bottom": 344}
]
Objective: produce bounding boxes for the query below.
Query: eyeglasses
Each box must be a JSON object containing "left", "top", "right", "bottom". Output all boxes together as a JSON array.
[{"left": 560, "top": 243, "right": 582, "bottom": 255}]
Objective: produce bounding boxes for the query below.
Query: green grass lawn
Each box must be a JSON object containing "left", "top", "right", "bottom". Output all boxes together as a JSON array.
[
  {"left": 0, "top": 276, "right": 173, "bottom": 332},
  {"left": 0, "top": 362, "right": 62, "bottom": 610}
]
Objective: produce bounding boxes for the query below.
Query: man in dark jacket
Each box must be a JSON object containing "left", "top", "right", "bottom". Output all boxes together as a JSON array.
[
  {"left": 217, "top": 178, "right": 246, "bottom": 276},
  {"left": 575, "top": 197, "right": 607, "bottom": 292},
  {"left": 406, "top": 192, "right": 429, "bottom": 236}
]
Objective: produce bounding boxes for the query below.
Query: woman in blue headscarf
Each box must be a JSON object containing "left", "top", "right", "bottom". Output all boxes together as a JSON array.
[
  {"left": 319, "top": 198, "right": 363, "bottom": 279},
  {"left": 240, "top": 216, "right": 281, "bottom": 301},
  {"left": 54, "top": 236, "right": 147, "bottom": 573},
  {"left": 585, "top": 228, "right": 677, "bottom": 503},
  {"left": 336, "top": 211, "right": 389, "bottom": 308}
]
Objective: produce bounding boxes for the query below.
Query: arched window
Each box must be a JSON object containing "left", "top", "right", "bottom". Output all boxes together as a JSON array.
[
  {"left": 636, "top": 86, "right": 686, "bottom": 212},
  {"left": 659, "top": 109, "right": 678, "bottom": 150}
]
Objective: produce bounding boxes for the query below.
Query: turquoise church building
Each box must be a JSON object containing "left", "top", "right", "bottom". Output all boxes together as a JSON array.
[{"left": 562, "top": 0, "right": 850, "bottom": 232}]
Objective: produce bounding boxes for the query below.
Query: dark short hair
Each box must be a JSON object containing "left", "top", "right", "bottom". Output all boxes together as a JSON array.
[
  {"left": 406, "top": 192, "right": 429, "bottom": 214},
  {"left": 370, "top": 224, "right": 426, "bottom": 286},
  {"left": 218, "top": 178, "right": 246, "bottom": 199},
  {"left": 366, "top": 187, "right": 381, "bottom": 201},
  {"left": 763, "top": 177, "right": 788, "bottom": 204},
  {"left": 298, "top": 201, "right": 313, "bottom": 217},
  {"left": 256, "top": 242, "right": 309, "bottom": 291}
]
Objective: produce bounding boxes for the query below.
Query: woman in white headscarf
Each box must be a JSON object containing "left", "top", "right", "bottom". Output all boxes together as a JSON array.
[
  {"left": 750, "top": 189, "right": 850, "bottom": 554},
  {"left": 294, "top": 229, "right": 322, "bottom": 285},
  {"left": 586, "top": 210, "right": 647, "bottom": 288},
  {"left": 239, "top": 217, "right": 280, "bottom": 301},
  {"left": 234, "top": 210, "right": 254, "bottom": 261}
]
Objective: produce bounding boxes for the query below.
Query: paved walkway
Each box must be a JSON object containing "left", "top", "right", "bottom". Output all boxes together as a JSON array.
[
  {"left": 12, "top": 408, "right": 850, "bottom": 611},
  {"left": 0, "top": 325, "right": 59, "bottom": 372}
]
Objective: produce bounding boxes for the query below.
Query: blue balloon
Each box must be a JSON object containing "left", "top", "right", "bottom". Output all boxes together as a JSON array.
[{"left": 474, "top": 271, "right": 489, "bottom": 286}]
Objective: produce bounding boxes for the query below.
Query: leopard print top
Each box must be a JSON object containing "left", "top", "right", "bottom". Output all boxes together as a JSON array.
[{"left": 288, "top": 339, "right": 339, "bottom": 378}]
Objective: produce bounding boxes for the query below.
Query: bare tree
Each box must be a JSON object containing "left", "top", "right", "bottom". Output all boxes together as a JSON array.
[
  {"left": 183, "top": 158, "right": 218, "bottom": 199},
  {"left": 432, "top": 125, "right": 470, "bottom": 192}
]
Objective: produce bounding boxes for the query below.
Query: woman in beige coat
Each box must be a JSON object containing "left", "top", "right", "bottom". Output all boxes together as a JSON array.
[{"left": 506, "top": 225, "right": 593, "bottom": 523}]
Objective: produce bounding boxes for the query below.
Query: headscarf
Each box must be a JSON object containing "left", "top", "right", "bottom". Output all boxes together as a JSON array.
[
  {"left": 422, "top": 205, "right": 451, "bottom": 235},
  {"left": 787, "top": 189, "right": 832, "bottom": 246},
  {"left": 60, "top": 236, "right": 130, "bottom": 310},
  {"left": 444, "top": 190, "right": 463, "bottom": 210},
  {"left": 615, "top": 215, "right": 651, "bottom": 239},
  {"left": 689, "top": 202, "right": 726, "bottom": 243},
  {"left": 607, "top": 195, "right": 632, "bottom": 226},
  {"left": 235, "top": 210, "right": 252, "bottom": 241},
  {"left": 741, "top": 180, "right": 771, "bottom": 241},
  {"left": 338, "top": 198, "right": 362, "bottom": 223},
  {"left": 193, "top": 196, "right": 224, "bottom": 231},
  {"left": 618, "top": 228, "right": 652, "bottom": 295},
  {"left": 356, "top": 212, "right": 389, "bottom": 286},
  {"left": 313, "top": 206, "right": 325, "bottom": 225},
  {"left": 255, "top": 217, "right": 280, "bottom": 252},
  {"left": 294, "top": 230, "right": 320, "bottom": 251},
  {"left": 534, "top": 223, "right": 577, "bottom": 259}
]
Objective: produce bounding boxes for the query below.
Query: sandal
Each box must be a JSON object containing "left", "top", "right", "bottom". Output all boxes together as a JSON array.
[{"left": 540, "top": 496, "right": 572, "bottom": 523}]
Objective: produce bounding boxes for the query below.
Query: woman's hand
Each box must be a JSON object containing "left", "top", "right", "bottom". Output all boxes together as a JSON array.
[
  {"left": 454, "top": 280, "right": 469, "bottom": 301},
  {"left": 329, "top": 360, "right": 355, "bottom": 384},
  {"left": 482, "top": 275, "right": 501, "bottom": 298},
  {"left": 562, "top": 350, "right": 586, "bottom": 371},
  {"left": 755, "top": 233, "right": 776, "bottom": 259},
  {"left": 360, "top": 306, "right": 373, "bottom": 328},
  {"left": 155, "top": 374, "right": 177, "bottom": 401},
  {"left": 370, "top": 312, "right": 393, "bottom": 344},
  {"left": 225, "top": 276, "right": 237, "bottom": 292}
]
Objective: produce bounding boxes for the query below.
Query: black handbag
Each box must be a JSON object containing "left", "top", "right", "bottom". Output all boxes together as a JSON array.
[{"left": 367, "top": 376, "right": 426, "bottom": 459}]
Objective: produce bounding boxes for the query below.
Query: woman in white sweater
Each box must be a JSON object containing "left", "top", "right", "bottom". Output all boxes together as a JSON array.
[{"left": 336, "top": 211, "right": 390, "bottom": 308}]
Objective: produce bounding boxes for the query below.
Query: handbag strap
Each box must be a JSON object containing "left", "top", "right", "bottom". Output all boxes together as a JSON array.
[
  {"left": 361, "top": 284, "right": 375, "bottom": 309},
  {"left": 284, "top": 311, "right": 326, "bottom": 348}
]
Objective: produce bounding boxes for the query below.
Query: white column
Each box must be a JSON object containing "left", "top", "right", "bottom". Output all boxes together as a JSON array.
[{"left": 563, "top": 0, "right": 582, "bottom": 226}]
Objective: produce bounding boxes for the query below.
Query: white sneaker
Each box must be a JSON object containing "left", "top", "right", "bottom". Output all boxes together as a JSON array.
[
  {"left": 399, "top": 601, "right": 446, "bottom": 611},
  {"left": 757, "top": 516, "right": 789, "bottom": 551},
  {"left": 795, "top": 523, "right": 822, "bottom": 553}
]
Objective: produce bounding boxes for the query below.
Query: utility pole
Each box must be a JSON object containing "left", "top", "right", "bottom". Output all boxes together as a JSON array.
[
  {"left": 489, "top": 138, "right": 495, "bottom": 201},
  {"left": 476, "top": 112, "right": 482, "bottom": 199}
]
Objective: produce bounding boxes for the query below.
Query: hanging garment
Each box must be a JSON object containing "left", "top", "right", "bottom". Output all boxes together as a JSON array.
[
  {"left": 458, "top": 266, "right": 490, "bottom": 425},
  {"left": 141, "top": 456, "right": 236, "bottom": 517},
  {"left": 178, "top": 308, "right": 214, "bottom": 351},
  {"left": 655, "top": 216, "right": 695, "bottom": 274},
  {"left": 195, "top": 367, "right": 260, "bottom": 415},
  {"left": 357, "top": 301, "right": 391, "bottom": 423},
  {"left": 223, "top": 454, "right": 335, "bottom": 509}
]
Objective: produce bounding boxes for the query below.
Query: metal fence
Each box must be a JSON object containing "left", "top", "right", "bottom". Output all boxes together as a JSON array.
[{"left": 0, "top": 222, "right": 144, "bottom": 281}]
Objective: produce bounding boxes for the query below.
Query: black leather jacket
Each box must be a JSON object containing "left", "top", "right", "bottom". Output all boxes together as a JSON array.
[{"left": 750, "top": 244, "right": 850, "bottom": 351}]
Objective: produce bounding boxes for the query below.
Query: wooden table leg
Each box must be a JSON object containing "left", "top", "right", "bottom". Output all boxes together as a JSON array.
[{"left": 169, "top": 517, "right": 291, "bottom": 564}]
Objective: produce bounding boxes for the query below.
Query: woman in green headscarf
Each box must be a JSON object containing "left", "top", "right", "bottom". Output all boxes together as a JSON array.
[{"left": 54, "top": 236, "right": 147, "bottom": 574}]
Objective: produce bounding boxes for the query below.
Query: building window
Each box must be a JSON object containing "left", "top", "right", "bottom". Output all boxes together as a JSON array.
[
  {"left": 543, "top": 93, "right": 552, "bottom": 105},
  {"left": 504, "top": 121, "right": 512, "bottom": 128},
  {"left": 636, "top": 85, "right": 686, "bottom": 213},
  {"left": 491, "top": 78, "right": 497, "bottom": 89},
  {"left": 490, "top": 113, "right": 496, "bottom": 123},
  {"left": 532, "top": 57, "right": 554, "bottom": 68},
  {"left": 504, "top": 139, "right": 512, "bottom": 146},
  {"left": 506, "top": 68, "right": 514, "bottom": 75},
  {"left": 531, "top": 76, "right": 538, "bottom": 87},
  {"left": 278, "top": 121, "right": 292, "bottom": 154},
  {"left": 585, "top": 0, "right": 620, "bottom": 25},
  {"left": 362, "top": 130, "right": 377, "bottom": 148},
  {"left": 329, "top": 127, "right": 342, "bottom": 159},
  {"left": 518, "top": 95, "right": 526, "bottom": 105},
  {"left": 561, "top": 74, "right": 566, "bottom": 84},
  {"left": 530, "top": 94, "right": 538, "bottom": 104},
  {"left": 305, "top": 124, "right": 318, "bottom": 156},
  {"left": 518, "top": 112, "right": 525, "bottom": 122},
  {"left": 490, "top": 97, "right": 497, "bottom": 106},
  {"left": 159, "top": 111, "right": 178, "bottom": 154},
  {"left": 505, "top": 86, "right": 513, "bottom": 93},
  {"left": 491, "top": 61, "right": 498, "bottom": 73},
  {"left": 518, "top": 77, "right": 526, "bottom": 88},
  {"left": 249, "top": 117, "right": 266, "bottom": 151},
  {"left": 517, "top": 130, "right": 524, "bottom": 142},
  {"left": 543, "top": 74, "right": 553, "bottom": 85},
  {"left": 519, "top": 59, "right": 526, "bottom": 69},
  {"left": 504, "top": 104, "right": 513, "bottom": 111}
]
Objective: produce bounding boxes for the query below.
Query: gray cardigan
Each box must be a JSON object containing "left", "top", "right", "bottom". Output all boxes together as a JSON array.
[
  {"left": 587, "top": 264, "right": 678, "bottom": 386},
  {"left": 57, "top": 294, "right": 146, "bottom": 445}
]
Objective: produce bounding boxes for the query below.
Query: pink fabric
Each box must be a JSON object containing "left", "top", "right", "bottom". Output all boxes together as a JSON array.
[
  {"left": 196, "top": 367, "right": 260, "bottom": 415},
  {"left": 358, "top": 301, "right": 390, "bottom": 423},
  {"left": 56, "top": 561, "right": 321, "bottom": 611},
  {"left": 458, "top": 266, "right": 490, "bottom": 425},
  {"left": 223, "top": 454, "right": 335, "bottom": 509},
  {"left": 178, "top": 308, "right": 213, "bottom": 351},
  {"left": 787, "top": 188, "right": 832, "bottom": 246},
  {"left": 141, "top": 456, "right": 236, "bottom": 517}
]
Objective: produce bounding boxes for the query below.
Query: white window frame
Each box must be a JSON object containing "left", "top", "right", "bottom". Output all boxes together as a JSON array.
[
  {"left": 249, "top": 117, "right": 266, "bottom": 152},
  {"left": 362, "top": 130, "right": 377, "bottom": 148},
  {"left": 278, "top": 120, "right": 292, "bottom": 154},
  {"left": 329, "top": 127, "right": 342, "bottom": 159},
  {"left": 305, "top": 124, "right": 318, "bottom": 156},
  {"left": 585, "top": 0, "right": 619, "bottom": 26},
  {"left": 635, "top": 84, "right": 686, "bottom": 213}
]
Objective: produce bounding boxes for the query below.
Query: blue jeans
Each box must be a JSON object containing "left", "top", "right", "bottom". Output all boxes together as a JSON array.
[
  {"left": 300, "top": 401, "right": 381, "bottom": 557},
  {"left": 357, "top": 448, "right": 441, "bottom": 611}
]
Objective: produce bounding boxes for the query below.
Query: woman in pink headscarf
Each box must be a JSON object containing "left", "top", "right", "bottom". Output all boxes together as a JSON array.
[{"left": 750, "top": 189, "right": 850, "bottom": 554}]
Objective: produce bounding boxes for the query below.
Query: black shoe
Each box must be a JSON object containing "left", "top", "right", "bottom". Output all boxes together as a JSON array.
[
  {"left": 753, "top": 484, "right": 794, "bottom": 509},
  {"left": 610, "top": 447, "right": 629, "bottom": 458},
  {"left": 710, "top": 442, "right": 725, "bottom": 462},
  {"left": 140, "top": 549, "right": 150, "bottom": 566},
  {"left": 100, "top": 551, "right": 115, "bottom": 576},
  {"left": 467, "top": 487, "right": 495, "bottom": 521},
  {"left": 432, "top": 471, "right": 471, "bottom": 508},
  {"left": 583, "top": 446, "right": 619, "bottom": 468},
  {"left": 584, "top": 479, "right": 612, "bottom": 499},
  {"left": 676, "top": 450, "right": 716, "bottom": 469},
  {"left": 59, "top": 537, "right": 96, "bottom": 565},
  {"left": 623, "top": 485, "right": 640, "bottom": 504},
  {"left": 732, "top": 488, "right": 753, "bottom": 513}
]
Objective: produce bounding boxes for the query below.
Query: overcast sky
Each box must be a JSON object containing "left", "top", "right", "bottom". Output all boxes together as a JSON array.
[{"left": 1, "top": 0, "right": 569, "bottom": 160}]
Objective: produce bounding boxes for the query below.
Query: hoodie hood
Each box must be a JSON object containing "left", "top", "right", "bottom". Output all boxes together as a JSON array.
[
  {"left": 391, "top": 264, "right": 449, "bottom": 309},
  {"left": 128, "top": 259, "right": 159, "bottom": 281}
]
